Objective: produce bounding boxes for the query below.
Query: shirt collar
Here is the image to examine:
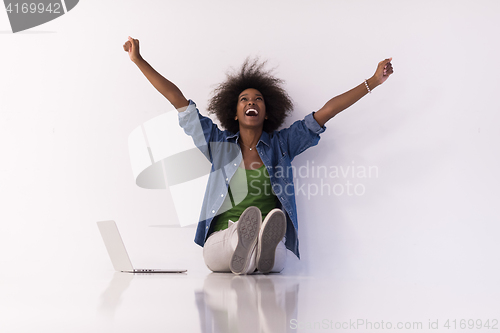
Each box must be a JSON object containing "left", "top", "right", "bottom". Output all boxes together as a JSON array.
[{"left": 227, "top": 130, "right": 271, "bottom": 148}]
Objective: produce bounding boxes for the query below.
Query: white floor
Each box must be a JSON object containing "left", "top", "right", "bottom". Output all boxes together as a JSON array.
[{"left": 2, "top": 267, "right": 499, "bottom": 333}]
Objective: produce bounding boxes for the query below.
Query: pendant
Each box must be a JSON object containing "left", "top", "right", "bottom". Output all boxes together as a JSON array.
[{"left": 249, "top": 148, "right": 252, "bottom": 151}]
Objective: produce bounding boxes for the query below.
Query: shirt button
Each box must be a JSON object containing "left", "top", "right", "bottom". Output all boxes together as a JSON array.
[
  {"left": 220, "top": 194, "right": 224, "bottom": 197},
  {"left": 212, "top": 210, "right": 215, "bottom": 213},
  {"left": 226, "top": 178, "right": 228, "bottom": 181},
  {"left": 234, "top": 163, "right": 237, "bottom": 166}
]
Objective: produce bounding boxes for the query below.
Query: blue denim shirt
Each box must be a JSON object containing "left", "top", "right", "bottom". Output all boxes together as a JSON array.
[{"left": 178, "top": 100, "right": 326, "bottom": 258}]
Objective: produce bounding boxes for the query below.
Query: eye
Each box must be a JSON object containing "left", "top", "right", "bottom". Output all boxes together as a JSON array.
[
  {"left": 257, "top": 97, "right": 263, "bottom": 100},
  {"left": 240, "top": 97, "right": 247, "bottom": 101}
]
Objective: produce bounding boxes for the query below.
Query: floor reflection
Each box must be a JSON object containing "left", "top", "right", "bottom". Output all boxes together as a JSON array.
[
  {"left": 97, "top": 272, "right": 134, "bottom": 320},
  {"left": 195, "top": 273, "right": 300, "bottom": 333}
]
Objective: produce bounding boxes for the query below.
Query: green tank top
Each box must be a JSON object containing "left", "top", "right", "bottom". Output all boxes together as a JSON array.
[{"left": 212, "top": 164, "right": 279, "bottom": 232}]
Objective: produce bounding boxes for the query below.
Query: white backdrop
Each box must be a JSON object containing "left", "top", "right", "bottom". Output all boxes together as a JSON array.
[{"left": 1, "top": 0, "right": 499, "bottom": 299}]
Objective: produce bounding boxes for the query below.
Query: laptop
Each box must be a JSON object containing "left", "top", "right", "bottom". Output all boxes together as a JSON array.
[{"left": 97, "top": 220, "right": 187, "bottom": 273}]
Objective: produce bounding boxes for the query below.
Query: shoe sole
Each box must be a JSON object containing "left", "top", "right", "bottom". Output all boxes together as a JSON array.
[
  {"left": 230, "top": 207, "right": 261, "bottom": 274},
  {"left": 257, "top": 210, "right": 286, "bottom": 273}
]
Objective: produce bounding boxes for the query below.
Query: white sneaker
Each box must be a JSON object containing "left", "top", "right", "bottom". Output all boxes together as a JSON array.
[
  {"left": 257, "top": 209, "right": 286, "bottom": 274},
  {"left": 230, "top": 206, "right": 262, "bottom": 275}
]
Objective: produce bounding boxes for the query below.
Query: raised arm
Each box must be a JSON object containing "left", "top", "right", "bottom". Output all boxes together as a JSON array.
[
  {"left": 123, "top": 36, "right": 189, "bottom": 111},
  {"left": 313, "top": 58, "right": 394, "bottom": 127}
]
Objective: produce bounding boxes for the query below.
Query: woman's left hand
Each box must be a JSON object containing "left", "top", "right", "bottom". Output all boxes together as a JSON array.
[{"left": 371, "top": 58, "right": 394, "bottom": 87}]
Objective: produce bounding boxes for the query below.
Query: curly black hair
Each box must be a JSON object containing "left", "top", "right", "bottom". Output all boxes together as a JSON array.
[{"left": 208, "top": 58, "right": 293, "bottom": 134}]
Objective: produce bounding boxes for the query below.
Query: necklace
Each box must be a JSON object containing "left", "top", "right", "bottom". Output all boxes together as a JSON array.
[{"left": 239, "top": 141, "right": 256, "bottom": 151}]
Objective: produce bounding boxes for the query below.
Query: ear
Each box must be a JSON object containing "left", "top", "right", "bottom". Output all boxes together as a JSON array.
[{"left": 235, "top": 116, "right": 238, "bottom": 120}]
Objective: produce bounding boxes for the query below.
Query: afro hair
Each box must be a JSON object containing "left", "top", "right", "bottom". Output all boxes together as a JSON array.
[{"left": 207, "top": 58, "right": 293, "bottom": 134}]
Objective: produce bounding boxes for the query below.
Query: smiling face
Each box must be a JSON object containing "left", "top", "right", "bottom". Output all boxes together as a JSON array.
[{"left": 235, "top": 88, "right": 267, "bottom": 131}]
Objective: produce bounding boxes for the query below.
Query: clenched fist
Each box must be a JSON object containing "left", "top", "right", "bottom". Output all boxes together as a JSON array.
[{"left": 123, "top": 36, "right": 143, "bottom": 64}]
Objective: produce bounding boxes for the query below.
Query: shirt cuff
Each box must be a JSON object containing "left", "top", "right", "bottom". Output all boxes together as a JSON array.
[
  {"left": 305, "top": 112, "right": 326, "bottom": 134},
  {"left": 178, "top": 99, "right": 197, "bottom": 120}
]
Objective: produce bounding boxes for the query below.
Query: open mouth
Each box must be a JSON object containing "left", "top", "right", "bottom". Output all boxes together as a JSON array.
[{"left": 245, "top": 109, "right": 259, "bottom": 117}]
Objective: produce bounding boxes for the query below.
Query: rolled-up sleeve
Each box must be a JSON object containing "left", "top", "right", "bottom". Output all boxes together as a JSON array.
[
  {"left": 178, "top": 99, "right": 199, "bottom": 129},
  {"left": 305, "top": 112, "right": 327, "bottom": 134},
  {"left": 277, "top": 111, "right": 327, "bottom": 161},
  {"left": 178, "top": 99, "right": 218, "bottom": 162}
]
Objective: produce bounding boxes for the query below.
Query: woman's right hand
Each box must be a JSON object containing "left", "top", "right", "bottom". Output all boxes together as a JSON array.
[{"left": 123, "top": 36, "right": 143, "bottom": 63}]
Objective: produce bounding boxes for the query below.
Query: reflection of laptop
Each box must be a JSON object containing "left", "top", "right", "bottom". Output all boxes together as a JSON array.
[{"left": 97, "top": 220, "right": 187, "bottom": 273}]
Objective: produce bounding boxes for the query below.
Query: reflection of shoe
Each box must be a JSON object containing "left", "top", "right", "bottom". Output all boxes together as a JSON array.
[
  {"left": 231, "top": 275, "right": 257, "bottom": 301},
  {"left": 257, "top": 209, "right": 286, "bottom": 273},
  {"left": 230, "top": 206, "right": 262, "bottom": 275},
  {"left": 231, "top": 276, "right": 259, "bottom": 331},
  {"left": 256, "top": 277, "right": 285, "bottom": 332}
]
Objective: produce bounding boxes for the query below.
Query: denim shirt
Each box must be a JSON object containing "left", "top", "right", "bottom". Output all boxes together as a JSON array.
[{"left": 178, "top": 100, "right": 326, "bottom": 258}]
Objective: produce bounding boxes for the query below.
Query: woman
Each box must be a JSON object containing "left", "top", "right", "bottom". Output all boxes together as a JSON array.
[{"left": 124, "top": 36, "right": 393, "bottom": 275}]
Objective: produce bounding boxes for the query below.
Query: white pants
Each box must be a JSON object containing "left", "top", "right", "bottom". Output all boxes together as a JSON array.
[{"left": 203, "top": 219, "right": 287, "bottom": 273}]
